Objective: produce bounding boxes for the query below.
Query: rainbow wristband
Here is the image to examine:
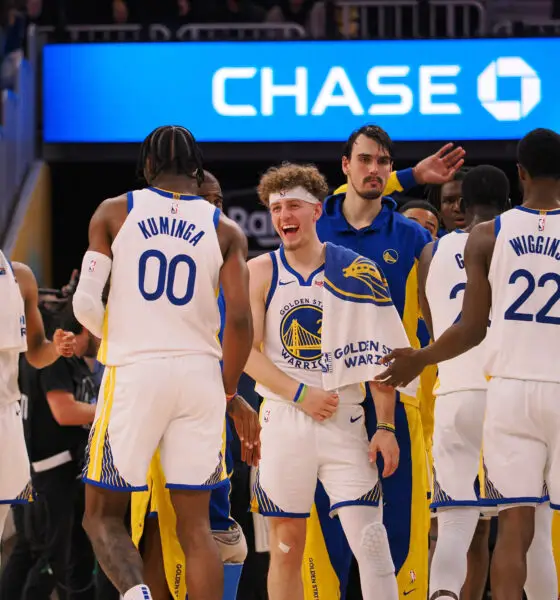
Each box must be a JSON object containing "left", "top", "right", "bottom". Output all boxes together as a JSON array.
[
  {"left": 293, "top": 383, "right": 308, "bottom": 404},
  {"left": 377, "top": 422, "right": 396, "bottom": 433}
]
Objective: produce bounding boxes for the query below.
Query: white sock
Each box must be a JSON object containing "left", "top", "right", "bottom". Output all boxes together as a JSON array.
[
  {"left": 338, "top": 505, "right": 399, "bottom": 600},
  {"left": 429, "top": 507, "right": 480, "bottom": 599},
  {"left": 123, "top": 584, "right": 153, "bottom": 599},
  {"left": 525, "top": 503, "right": 558, "bottom": 600}
]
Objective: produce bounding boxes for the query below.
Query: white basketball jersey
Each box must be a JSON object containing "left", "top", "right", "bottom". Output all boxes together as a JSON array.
[
  {"left": 0, "top": 252, "right": 26, "bottom": 407},
  {"left": 486, "top": 206, "right": 560, "bottom": 383},
  {"left": 256, "top": 247, "right": 362, "bottom": 405},
  {"left": 100, "top": 188, "right": 223, "bottom": 366},
  {"left": 426, "top": 231, "right": 487, "bottom": 395}
]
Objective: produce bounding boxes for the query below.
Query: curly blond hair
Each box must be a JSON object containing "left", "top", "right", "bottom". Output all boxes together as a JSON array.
[{"left": 257, "top": 162, "right": 329, "bottom": 207}]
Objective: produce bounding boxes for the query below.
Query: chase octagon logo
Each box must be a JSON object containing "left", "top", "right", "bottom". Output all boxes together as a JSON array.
[{"left": 477, "top": 57, "right": 541, "bottom": 122}]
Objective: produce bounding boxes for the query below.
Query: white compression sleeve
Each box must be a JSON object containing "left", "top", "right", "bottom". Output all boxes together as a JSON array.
[
  {"left": 338, "top": 505, "right": 399, "bottom": 600},
  {"left": 73, "top": 251, "right": 112, "bottom": 339},
  {"left": 429, "top": 507, "right": 481, "bottom": 600}
]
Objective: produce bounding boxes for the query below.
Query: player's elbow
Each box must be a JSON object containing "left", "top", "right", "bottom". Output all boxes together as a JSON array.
[
  {"left": 227, "top": 309, "right": 253, "bottom": 333},
  {"left": 73, "top": 291, "right": 104, "bottom": 339},
  {"left": 458, "top": 318, "right": 486, "bottom": 349}
]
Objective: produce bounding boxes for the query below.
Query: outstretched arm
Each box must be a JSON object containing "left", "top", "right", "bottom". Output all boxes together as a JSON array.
[
  {"left": 14, "top": 263, "right": 75, "bottom": 368},
  {"left": 375, "top": 221, "right": 494, "bottom": 388}
]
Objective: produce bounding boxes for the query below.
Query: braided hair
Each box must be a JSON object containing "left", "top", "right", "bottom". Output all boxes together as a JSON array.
[{"left": 138, "top": 126, "right": 204, "bottom": 186}]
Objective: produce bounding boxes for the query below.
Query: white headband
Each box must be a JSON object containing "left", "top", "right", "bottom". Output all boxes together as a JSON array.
[{"left": 269, "top": 186, "right": 320, "bottom": 205}]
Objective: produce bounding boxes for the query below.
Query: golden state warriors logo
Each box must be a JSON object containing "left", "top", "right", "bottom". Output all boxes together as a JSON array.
[
  {"left": 324, "top": 256, "right": 393, "bottom": 306},
  {"left": 383, "top": 249, "right": 399, "bottom": 264},
  {"left": 280, "top": 304, "right": 322, "bottom": 362}
]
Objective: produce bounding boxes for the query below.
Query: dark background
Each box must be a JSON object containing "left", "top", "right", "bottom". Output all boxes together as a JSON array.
[{"left": 50, "top": 156, "right": 523, "bottom": 286}]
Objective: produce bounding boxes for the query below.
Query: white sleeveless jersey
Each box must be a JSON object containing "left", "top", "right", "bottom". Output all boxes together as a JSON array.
[
  {"left": 425, "top": 231, "right": 487, "bottom": 395},
  {"left": 256, "top": 247, "right": 363, "bottom": 405},
  {"left": 0, "top": 253, "right": 26, "bottom": 407},
  {"left": 486, "top": 206, "right": 560, "bottom": 383},
  {"left": 100, "top": 188, "right": 223, "bottom": 367},
  {"left": 0, "top": 350, "right": 22, "bottom": 408}
]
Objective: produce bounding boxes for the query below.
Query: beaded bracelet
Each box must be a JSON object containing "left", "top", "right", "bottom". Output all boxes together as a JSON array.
[{"left": 377, "top": 422, "right": 396, "bottom": 433}]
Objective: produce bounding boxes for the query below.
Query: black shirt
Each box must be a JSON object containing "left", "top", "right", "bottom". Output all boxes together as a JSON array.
[{"left": 21, "top": 356, "right": 96, "bottom": 463}]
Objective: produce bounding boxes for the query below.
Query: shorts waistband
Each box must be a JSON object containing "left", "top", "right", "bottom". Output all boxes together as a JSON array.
[{"left": 32, "top": 450, "right": 73, "bottom": 473}]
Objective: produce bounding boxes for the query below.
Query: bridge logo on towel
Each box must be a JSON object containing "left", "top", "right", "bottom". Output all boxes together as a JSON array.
[{"left": 324, "top": 256, "right": 393, "bottom": 306}]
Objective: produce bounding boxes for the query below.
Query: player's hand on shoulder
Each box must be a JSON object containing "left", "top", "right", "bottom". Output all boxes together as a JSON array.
[
  {"left": 227, "top": 393, "right": 261, "bottom": 467},
  {"left": 298, "top": 386, "right": 339, "bottom": 422},
  {"left": 53, "top": 329, "right": 76, "bottom": 358},
  {"left": 369, "top": 429, "right": 399, "bottom": 478}
]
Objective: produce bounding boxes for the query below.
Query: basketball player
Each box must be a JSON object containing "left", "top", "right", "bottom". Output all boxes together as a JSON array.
[
  {"left": 417, "top": 165, "right": 510, "bottom": 600},
  {"left": 72, "top": 126, "right": 253, "bottom": 600},
  {"left": 247, "top": 162, "right": 404, "bottom": 600},
  {"left": 376, "top": 128, "right": 560, "bottom": 600},
  {"left": 399, "top": 200, "right": 440, "bottom": 240},
  {"left": 0, "top": 255, "right": 75, "bottom": 545},
  {"left": 426, "top": 168, "right": 470, "bottom": 235},
  {"left": 135, "top": 170, "right": 259, "bottom": 600}
]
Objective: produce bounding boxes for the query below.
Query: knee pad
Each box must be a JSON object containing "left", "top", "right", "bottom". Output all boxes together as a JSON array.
[
  {"left": 360, "top": 522, "right": 395, "bottom": 576},
  {"left": 213, "top": 521, "right": 247, "bottom": 564}
]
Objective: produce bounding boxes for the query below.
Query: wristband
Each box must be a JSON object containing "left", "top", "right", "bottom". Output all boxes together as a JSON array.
[
  {"left": 293, "top": 383, "right": 308, "bottom": 404},
  {"left": 226, "top": 392, "right": 236, "bottom": 402},
  {"left": 377, "top": 422, "right": 396, "bottom": 433}
]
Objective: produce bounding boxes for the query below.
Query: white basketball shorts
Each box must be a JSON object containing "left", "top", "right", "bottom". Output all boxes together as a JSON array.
[
  {"left": 83, "top": 355, "right": 227, "bottom": 491},
  {"left": 253, "top": 401, "right": 380, "bottom": 518},
  {"left": 483, "top": 378, "right": 560, "bottom": 510},
  {"left": 431, "top": 390, "right": 486, "bottom": 511},
  {"left": 0, "top": 401, "right": 31, "bottom": 504}
]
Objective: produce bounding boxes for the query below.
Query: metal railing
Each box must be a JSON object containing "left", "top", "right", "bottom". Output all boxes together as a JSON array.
[
  {"left": 336, "top": 0, "right": 420, "bottom": 38},
  {"left": 429, "top": 0, "right": 486, "bottom": 37},
  {"left": 36, "top": 23, "right": 172, "bottom": 42},
  {"left": 36, "top": 22, "right": 306, "bottom": 43},
  {"left": 0, "top": 27, "right": 36, "bottom": 242},
  {"left": 177, "top": 23, "right": 307, "bottom": 40},
  {"left": 493, "top": 18, "right": 560, "bottom": 37},
  {"left": 335, "top": 0, "right": 486, "bottom": 39}
]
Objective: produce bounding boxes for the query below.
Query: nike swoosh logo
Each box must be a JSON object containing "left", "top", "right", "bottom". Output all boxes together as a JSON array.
[
  {"left": 403, "top": 589, "right": 417, "bottom": 596},
  {"left": 350, "top": 415, "right": 362, "bottom": 423},
  {"left": 279, "top": 280, "right": 295, "bottom": 286}
]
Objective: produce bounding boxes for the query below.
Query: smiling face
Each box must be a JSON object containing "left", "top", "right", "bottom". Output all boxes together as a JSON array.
[
  {"left": 342, "top": 134, "right": 393, "bottom": 200},
  {"left": 270, "top": 198, "right": 322, "bottom": 251}
]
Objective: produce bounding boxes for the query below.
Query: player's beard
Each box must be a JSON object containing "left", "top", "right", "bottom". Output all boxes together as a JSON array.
[
  {"left": 357, "top": 188, "right": 383, "bottom": 200},
  {"left": 350, "top": 175, "right": 384, "bottom": 200}
]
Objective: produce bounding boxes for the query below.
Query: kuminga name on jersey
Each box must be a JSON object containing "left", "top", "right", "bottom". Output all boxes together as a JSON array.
[{"left": 98, "top": 187, "right": 223, "bottom": 367}]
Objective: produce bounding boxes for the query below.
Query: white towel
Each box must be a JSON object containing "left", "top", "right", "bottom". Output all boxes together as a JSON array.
[
  {"left": 321, "top": 243, "right": 418, "bottom": 397},
  {"left": 0, "top": 251, "right": 27, "bottom": 353}
]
